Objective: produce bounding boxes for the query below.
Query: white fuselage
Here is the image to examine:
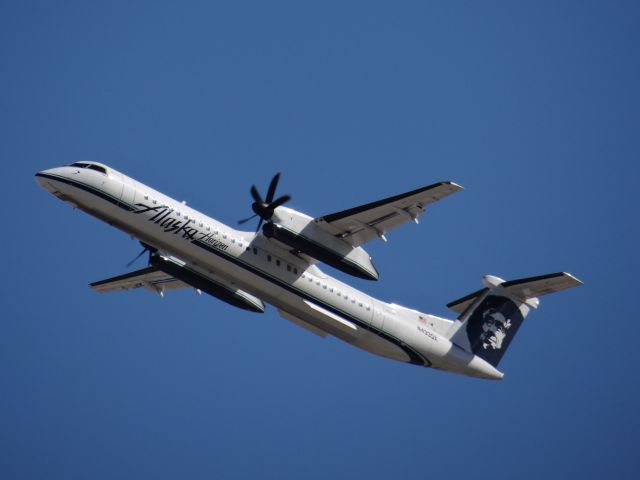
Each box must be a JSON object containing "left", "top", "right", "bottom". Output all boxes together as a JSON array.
[{"left": 36, "top": 163, "right": 502, "bottom": 379}]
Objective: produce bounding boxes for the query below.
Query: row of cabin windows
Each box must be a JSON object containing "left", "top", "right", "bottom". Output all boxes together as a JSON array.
[
  {"left": 244, "top": 237, "right": 369, "bottom": 310},
  {"left": 246, "top": 246, "right": 299, "bottom": 275},
  {"left": 299, "top": 272, "right": 370, "bottom": 310}
]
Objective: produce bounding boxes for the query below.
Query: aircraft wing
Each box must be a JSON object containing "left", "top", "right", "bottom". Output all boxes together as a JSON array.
[
  {"left": 313, "top": 181, "right": 463, "bottom": 247},
  {"left": 90, "top": 266, "right": 189, "bottom": 294}
]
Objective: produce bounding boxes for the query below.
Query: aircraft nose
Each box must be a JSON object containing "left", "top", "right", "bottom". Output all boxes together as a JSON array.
[
  {"left": 35, "top": 168, "right": 52, "bottom": 187},
  {"left": 35, "top": 167, "right": 66, "bottom": 191}
]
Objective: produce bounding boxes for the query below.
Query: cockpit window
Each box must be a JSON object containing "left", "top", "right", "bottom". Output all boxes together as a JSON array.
[
  {"left": 87, "top": 164, "right": 107, "bottom": 174},
  {"left": 69, "top": 162, "right": 107, "bottom": 174}
]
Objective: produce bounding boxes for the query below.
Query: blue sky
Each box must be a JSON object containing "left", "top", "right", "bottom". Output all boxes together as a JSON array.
[{"left": 2, "top": 1, "right": 639, "bottom": 478}]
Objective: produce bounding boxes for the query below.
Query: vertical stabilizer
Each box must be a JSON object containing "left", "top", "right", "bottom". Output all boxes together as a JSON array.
[{"left": 446, "top": 272, "right": 582, "bottom": 368}]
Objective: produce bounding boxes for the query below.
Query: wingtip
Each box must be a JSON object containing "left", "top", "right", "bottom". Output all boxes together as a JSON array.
[
  {"left": 442, "top": 181, "right": 464, "bottom": 191},
  {"left": 563, "top": 272, "right": 584, "bottom": 287}
]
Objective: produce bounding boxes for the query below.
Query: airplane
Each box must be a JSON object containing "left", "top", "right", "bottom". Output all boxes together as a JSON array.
[{"left": 35, "top": 161, "right": 582, "bottom": 380}]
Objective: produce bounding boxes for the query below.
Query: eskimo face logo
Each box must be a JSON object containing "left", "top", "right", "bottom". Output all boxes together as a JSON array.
[{"left": 479, "top": 308, "right": 512, "bottom": 350}]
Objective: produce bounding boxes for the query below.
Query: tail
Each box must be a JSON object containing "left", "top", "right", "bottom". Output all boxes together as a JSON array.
[{"left": 446, "top": 272, "right": 582, "bottom": 368}]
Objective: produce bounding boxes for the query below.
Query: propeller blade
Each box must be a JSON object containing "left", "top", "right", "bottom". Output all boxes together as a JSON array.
[
  {"left": 240, "top": 173, "right": 290, "bottom": 233},
  {"left": 265, "top": 173, "right": 281, "bottom": 203},
  {"left": 250, "top": 185, "right": 263, "bottom": 204},
  {"left": 126, "top": 247, "right": 148, "bottom": 268},
  {"left": 238, "top": 213, "right": 258, "bottom": 225},
  {"left": 269, "top": 194, "right": 291, "bottom": 210}
]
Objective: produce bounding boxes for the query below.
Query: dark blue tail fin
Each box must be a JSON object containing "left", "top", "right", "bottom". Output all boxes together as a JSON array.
[{"left": 447, "top": 273, "right": 582, "bottom": 368}]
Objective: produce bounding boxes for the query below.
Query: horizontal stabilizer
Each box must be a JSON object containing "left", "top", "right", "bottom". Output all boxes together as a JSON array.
[
  {"left": 447, "top": 271, "right": 582, "bottom": 368},
  {"left": 447, "top": 288, "right": 488, "bottom": 315},
  {"left": 447, "top": 272, "right": 582, "bottom": 315},
  {"left": 501, "top": 272, "right": 583, "bottom": 300}
]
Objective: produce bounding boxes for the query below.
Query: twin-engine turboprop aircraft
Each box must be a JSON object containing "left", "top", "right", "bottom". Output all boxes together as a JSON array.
[{"left": 35, "top": 161, "right": 582, "bottom": 379}]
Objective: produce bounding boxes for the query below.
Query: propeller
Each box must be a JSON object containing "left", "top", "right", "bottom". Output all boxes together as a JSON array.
[
  {"left": 238, "top": 173, "right": 291, "bottom": 232},
  {"left": 126, "top": 241, "right": 157, "bottom": 268}
]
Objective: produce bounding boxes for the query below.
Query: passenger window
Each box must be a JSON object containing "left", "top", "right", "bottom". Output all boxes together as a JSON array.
[
  {"left": 293, "top": 268, "right": 298, "bottom": 274},
  {"left": 267, "top": 255, "right": 272, "bottom": 262},
  {"left": 286, "top": 265, "right": 291, "bottom": 272},
  {"left": 253, "top": 248, "right": 257, "bottom": 254},
  {"left": 276, "top": 259, "right": 281, "bottom": 266}
]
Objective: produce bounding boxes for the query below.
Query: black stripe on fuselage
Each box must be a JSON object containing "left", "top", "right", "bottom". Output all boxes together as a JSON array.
[
  {"left": 45, "top": 173, "right": 430, "bottom": 366},
  {"left": 192, "top": 239, "right": 430, "bottom": 366},
  {"left": 35, "top": 172, "right": 134, "bottom": 211}
]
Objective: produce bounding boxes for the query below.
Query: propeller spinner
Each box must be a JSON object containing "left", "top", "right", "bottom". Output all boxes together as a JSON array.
[{"left": 238, "top": 173, "right": 291, "bottom": 232}]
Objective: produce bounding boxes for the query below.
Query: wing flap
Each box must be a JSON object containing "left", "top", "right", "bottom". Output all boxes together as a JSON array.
[
  {"left": 315, "top": 181, "right": 462, "bottom": 247},
  {"left": 446, "top": 288, "right": 488, "bottom": 315}
]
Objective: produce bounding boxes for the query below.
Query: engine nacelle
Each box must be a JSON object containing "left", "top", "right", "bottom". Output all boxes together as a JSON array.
[
  {"left": 150, "top": 255, "right": 265, "bottom": 313},
  {"left": 264, "top": 207, "right": 379, "bottom": 280}
]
